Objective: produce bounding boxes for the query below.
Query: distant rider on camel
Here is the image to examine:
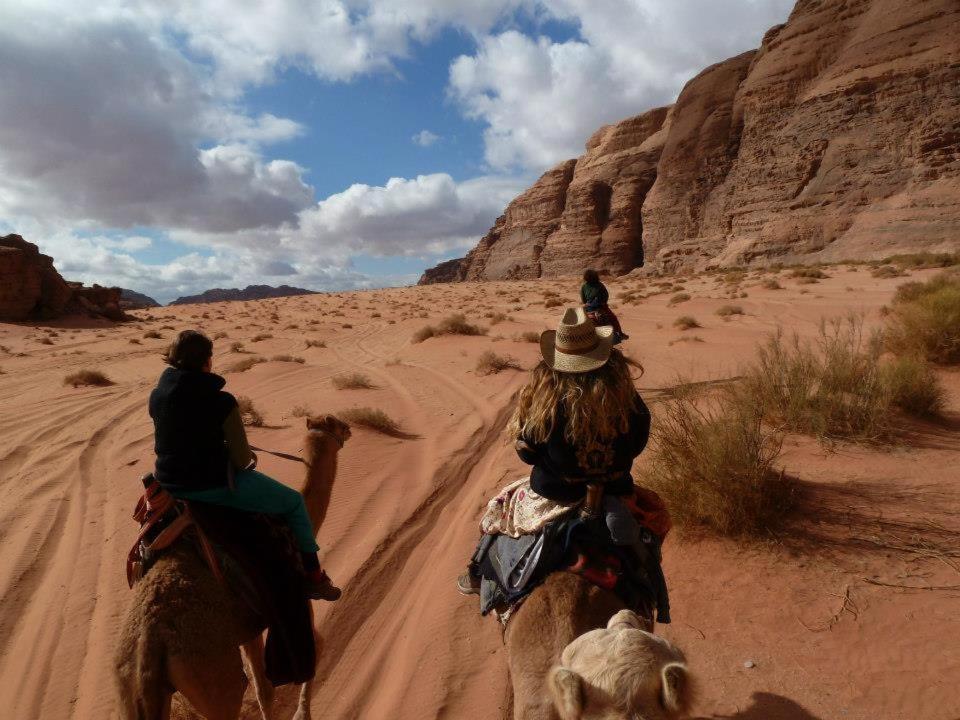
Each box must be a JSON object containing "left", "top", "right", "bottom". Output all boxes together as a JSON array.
[
  {"left": 148, "top": 329, "right": 340, "bottom": 601},
  {"left": 581, "top": 268, "right": 628, "bottom": 343}
]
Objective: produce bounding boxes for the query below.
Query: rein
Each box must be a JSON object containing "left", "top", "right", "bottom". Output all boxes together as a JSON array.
[{"left": 249, "top": 428, "right": 343, "bottom": 464}]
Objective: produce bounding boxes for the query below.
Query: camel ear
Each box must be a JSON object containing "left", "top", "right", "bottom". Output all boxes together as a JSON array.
[
  {"left": 661, "top": 662, "right": 689, "bottom": 714},
  {"left": 548, "top": 666, "right": 584, "bottom": 720},
  {"left": 607, "top": 609, "right": 644, "bottom": 630}
]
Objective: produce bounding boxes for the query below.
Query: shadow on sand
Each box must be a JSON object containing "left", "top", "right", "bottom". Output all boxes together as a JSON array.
[{"left": 694, "top": 691, "right": 824, "bottom": 720}]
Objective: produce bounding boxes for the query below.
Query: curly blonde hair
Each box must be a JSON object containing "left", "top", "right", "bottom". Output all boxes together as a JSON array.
[{"left": 509, "top": 348, "right": 640, "bottom": 446}]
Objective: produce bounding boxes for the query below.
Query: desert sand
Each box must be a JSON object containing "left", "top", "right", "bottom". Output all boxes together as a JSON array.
[{"left": 1, "top": 265, "right": 958, "bottom": 720}]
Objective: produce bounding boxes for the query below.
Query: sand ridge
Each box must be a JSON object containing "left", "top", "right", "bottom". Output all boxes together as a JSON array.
[{"left": 1, "top": 265, "right": 958, "bottom": 719}]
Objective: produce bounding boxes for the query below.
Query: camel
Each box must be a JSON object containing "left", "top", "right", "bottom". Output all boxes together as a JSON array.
[
  {"left": 504, "top": 573, "right": 692, "bottom": 720},
  {"left": 114, "top": 415, "right": 351, "bottom": 720}
]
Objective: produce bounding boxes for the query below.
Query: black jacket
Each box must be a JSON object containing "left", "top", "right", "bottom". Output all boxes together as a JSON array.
[
  {"left": 518, "top": 394, "right": 651, "bottom": 502},
  {"left": 149, "top": 367, "right": 237, "bottom": 491}
]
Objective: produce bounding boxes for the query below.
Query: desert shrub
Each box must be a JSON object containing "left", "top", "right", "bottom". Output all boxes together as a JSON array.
[
  {"left": 129, "top": 338, "right": 141, "bottom": 345},
  {"left": 475, "top": 350, "right": 521, "bottom": 376},
  {"left": 668, "top": 292, "right": 691, "bottom": 306},
  {"left": 305, "top": 339, "right": 326, "bottom": 348},
  {"left": 883, "top": 252, "right": 960, "bottom": 269},
  {"left": 251, "top": 333, "right": 273, "bottom": 342},
  {"left": 544, "top": 297, "right": 564, "bottom": 308},
  {"left": 412, "top": 325, "right": 436, "bottom": 343},
  {"left": 881, "top": 355, "right": 944, "bottom": 417},
  {"left": 413, "top": 313, "right": 486, "bottom": 343},
  {"left": 638, "top": 388, "right": 793, "bottom": 536},
  {"left": 673, "top": 316, "right": 701, "bottom": 330},
  {"left": 271, "top": 354, "right": 305, "bottom": 364},
  {"left": 337, "top": 407, "right": 404, "bottom": 437},
  {"left": 143, "top": 330, "right": 163, "bottom": 339},
  {"left": 64, "top": 369, "right": 113, "bottom": 387},
  {"left": 332, "top": 372, "right": 375, "bottom": 390},
  {"left": 290, "top": 404, "right": 312, "bottom": 418},
  {"left": 38, "top": 337, "right": 54, "bottom": 345},
  {"left": 486, "top": 311, "right": 508, "bottom": 324},
  {"left": 716, "top": 305, "right": 744, "bottom": 318},
  {"left": 518, "top": 330, "right": 540, "bottom": 343},
  {"left": 884, "top": 271, "right": 960, "bottom": 363},
  {"left": 789, "top": 266, "right": 828, "bottom": 280},
  {"left": 871, "top": 265, "right": 905, "bottom": 279},
  {"left": 761, "top": 279, "right": 782, "bottom": 290},
  {"left": 342, "top": 323, "right": 353, "bottom": 329},
  {"left": 213, "top": 331, "right": 228, "bottom": 339},
  {"left": 229, "top": 341, "right": 246, "bottom": 353},
  {"left": 722, "top": 270, "right": 747, "bottom": 285},
  {"left": 668, "top": 336, "right": 705, "bottom": 346},
  {"left": 226, "top": 356, "right": 266, "bottom": 373},
  {"left": 236, "top": 395, "right": 264, "bottom": 427}
]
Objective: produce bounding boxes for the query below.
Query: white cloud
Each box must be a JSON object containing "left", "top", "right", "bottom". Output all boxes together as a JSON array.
[
  {"left": 449, "top": 0, "right": 795, "bottom": 170},
  {"left": 412, "top": 129, "right": 441, "bottom": 146}
]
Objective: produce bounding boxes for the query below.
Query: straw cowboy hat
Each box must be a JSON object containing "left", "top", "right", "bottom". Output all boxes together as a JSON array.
[{"left": 540, "top": 307, "right": 614, "bottom": 373}]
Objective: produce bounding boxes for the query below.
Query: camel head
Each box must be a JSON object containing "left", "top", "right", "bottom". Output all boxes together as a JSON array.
[
  {"left": 548, "top": 610, "right": 693, "bottom": 720},
  {"left": 305, "top": 414, "right": 352, "bottom": 448}
]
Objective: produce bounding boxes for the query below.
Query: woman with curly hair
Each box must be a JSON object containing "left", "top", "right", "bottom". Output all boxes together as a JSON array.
[{"left": 459, "top": 307, "right": 650, "bottom": 595}]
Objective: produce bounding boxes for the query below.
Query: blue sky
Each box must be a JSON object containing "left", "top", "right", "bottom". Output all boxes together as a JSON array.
[{"left": 0, "top": 0, "right": 794, "bottom": 303}]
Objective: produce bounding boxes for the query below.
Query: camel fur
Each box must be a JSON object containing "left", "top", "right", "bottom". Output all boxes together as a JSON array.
[
  {"left": 505, "top": 572, "right": 689, "bottom": 720},
  {"left": 114, "top": 415, "right": 351, "bottom": 720}
]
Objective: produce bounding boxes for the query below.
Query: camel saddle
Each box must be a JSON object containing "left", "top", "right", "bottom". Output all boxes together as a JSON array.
[{"left": 126, "top": 473, "right": 316, "bottom": 686}]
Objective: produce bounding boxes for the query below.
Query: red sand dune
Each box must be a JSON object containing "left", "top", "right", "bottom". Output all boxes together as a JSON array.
[{"left": 0, "top": 266, "right": 958, "bottom": 719}]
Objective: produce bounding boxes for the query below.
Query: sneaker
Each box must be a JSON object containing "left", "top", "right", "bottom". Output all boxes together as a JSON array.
[
  {"left": 306, "top": 569, "right": 342, "bottom": 601},
  {"left": 457, "top": 570, "right": 481, "bottom": 596}
]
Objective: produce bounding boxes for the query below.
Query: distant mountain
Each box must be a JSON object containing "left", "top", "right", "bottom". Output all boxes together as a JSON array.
[
  {"left": 120, "top": 288, "right": 160, "bottom": 309},
  {"left": 169, "top": 284, "right": 317, "bottom": 305}
]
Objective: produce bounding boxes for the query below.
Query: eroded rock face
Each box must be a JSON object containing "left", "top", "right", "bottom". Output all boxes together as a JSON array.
[
  {"left": 0, "top": 233, "right": 126, "bottom": 321},
  {"left": 421, "top": 0, "right": 960, "bottom": 282}
]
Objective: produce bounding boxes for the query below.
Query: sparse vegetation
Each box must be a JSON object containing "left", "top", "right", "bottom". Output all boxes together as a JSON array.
[
  {"left": 305, "top": 339, "right": 326, "bottom": 348},
  {"left": 883, "top": 252, "right": 960, "bottom": 269},
  {"left": 332, "top": 372, "right": 375, "bottom": 390},
  {"left": 229, "top": 341, "right": 246, "bottom": 353},
  {"left": 270, "top": 354, "right": 305, "bottom": 363},
  {"left": 412, "top": 313, "right": 487, "bottom": 343},
  {"left": 638, "top": 386, "right": 793, "bottom": 537},
  {"left": 290, "top": 404, "right": 312, "bottom": 418},
  {"left": 871, "top": 264, "right": 905, "bottom": 279},
  {"left": 544, "top": 297, "right": 563, "bottom": 308},
  {"left": 668, "top": 292, "right": 691, "bottom": 306},
  {"left": 884, "top": 271, "right": 960, "bottom": 364},
  {"left": 250, "top": 333, "right": 273, "bottom": 342},
  {"left": 225, "top": 356, "right": 266, "bottom": 373},
  {"left": 673, "top": 315, "right": 701, "bottom": 330},
  {"left": 337, "top": 407, "right": 405, "bottom": 437},
  {"left": 518, "top": 330, "right": 540, "bottom": 343},
  {"left": 38, "top": 337, "right": 54, "bottom": 345},
  {"left": 129, "top": 338, "right": 141, "bottom": 345},
  {"left": 882, "top": 355, "right": 944, "bottom": 417},
  {"left": 761, "top": 278, "right": 782, "bottom": 290},
  {"left": 716, "top": 304, "right": 744, "bottom": 318},
  {"left": 143, "top": 330, "right": 162, "bottom": 339},
  {"left": 64, "top": 369, "right": 114, "bottom": 387},
  {"left": 475, "top": 350, "right": 521, "bottom": 375},
  {"left": 237, "top": 395, "right": 264, "bottom": 427}
]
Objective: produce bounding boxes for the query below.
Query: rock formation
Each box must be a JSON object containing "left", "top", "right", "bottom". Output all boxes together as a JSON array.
[
  {"left": 120, "top": 289, "right": 161, "bottom": 310},
  {"left": 421, "top": 0, "right": 960, "bottom": 283},
  {"left": 0, "top": 234, "right": 125, "bottom": 321},
  {"left": 169, "top": 284, "right": 317, "bottom": 305}
]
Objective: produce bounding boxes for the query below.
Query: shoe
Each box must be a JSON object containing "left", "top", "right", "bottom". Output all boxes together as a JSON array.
[
  {"left": 620, "top": 333, "right": 630, "bottom": 341},
  {"left": 306, "top": 569, "right": 342, "bottom": 601},
  {"left": 457, "top": 570, "right": 481, "bottom": 596}
]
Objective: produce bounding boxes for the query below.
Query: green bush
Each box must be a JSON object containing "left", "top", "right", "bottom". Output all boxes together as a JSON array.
[{"left": 884, "top": 271, "right": 960, "bottom": 364}]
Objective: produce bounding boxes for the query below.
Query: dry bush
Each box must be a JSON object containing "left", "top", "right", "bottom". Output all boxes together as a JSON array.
[
  {"left": 716, "top": 305, "right": 744, "bottom": 318},
  {"left": 741, "top": 316, "right": 944, "bottom": 442},
  {"left": 544, "top": 297, "right": 564, "bottom": 308},
  {"left": 251, "top": 333, "right": 273, "bottom": 342},
  {"left": 668, "top": 336, "right": 705, "bottom": 346},
  {"left": 475, "top": 350, "right": 521, "bottom": 376},
  {"left": 236, "top": 395, "right": 264, "bottom": 427},
  {"left": 332, "top": 372, "right": 375, "bottom": 390},
  {"left": 883, "top": 252, "right": 960, "bottom": 269},
  {"left": 337, "top": 407, "right": 404, "bottom": 437},
  {"left": 884, "top": 271, "right": 960, "bottom": 364},
  {"left": 789, "top": 267, "right": 828, "bottom": 282},
  {"left": 342, "top": 323, "right": 353, "bottom": 329},
  {"left": 518, "top": 330, "right": 540, "bottom": 343},
  {"left": 229, "top": 341, "right": 246, "bottom": 353},
  {"left": 305, "top": 339, "right": 326, "bottom": 348},
  {"left": 64, "top": 369, "right": 114, "bottom": 387},
  {"left": 761, "top": 279, "right": 782, "bottom": 290},
  {"left": 673, "top": 315, "right": 701, "bottom": 330},
  {"left": 129, "top": 338, "right": 141, "bottom": 345},
  {"left": 226, "top": 356, "right": 266, "bottom": 373},
  {"left": 271, "top": 354, "right": 305, "bottom": 363},
  {"left": 668, "top": 292, "right": 691, "bottom": 306},
  {"left": 638, "top": 388, "right": 793, "bottom": 537},
  {"left": 38, "top": 337, "right": 54, "bottom": 345},
  {"left": 881, "top": 355, "right": 944, "bottom": 417},
  {"left": 289, "top": 404, "right": 312, "bottom": 418},
  {"left": 412, "top": 313, "right": 486, "bottom": 343},
  {"left": 143, "top": 330, "right": 163, "bottom": 339},
  {"left": 871, "top": 265, "right": 905, "bottom": 279},
  {"left": 213, "top": 331, "right": 228, "bottom": 339},
  {"left": 486, "top": 311, "right": 508, "bottom": 324}
]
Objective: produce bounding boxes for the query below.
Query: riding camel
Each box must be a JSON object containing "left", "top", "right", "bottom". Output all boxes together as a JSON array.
[
  {"left": 114, "top": 415, "right": 351, "bottom": 720},
  {"left": 505, "top": 573, "right": 692, "bottom": 720}
]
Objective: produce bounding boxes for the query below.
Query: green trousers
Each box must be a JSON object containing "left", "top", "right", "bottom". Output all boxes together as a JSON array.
[{"left": 174, "top": 469, "right": 319, "bottom": 553}]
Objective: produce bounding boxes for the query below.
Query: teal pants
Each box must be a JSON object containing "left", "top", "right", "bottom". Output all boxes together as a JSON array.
[{"left": 174, "top": 469, "right": 319, "bottom": 553}]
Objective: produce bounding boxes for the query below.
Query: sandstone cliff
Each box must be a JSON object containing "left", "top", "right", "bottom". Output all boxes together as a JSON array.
[
  {"left": 0, "top": 234, "right": 125, "bottom": 321},
  {"left": 169, "top": 284, "right": 317, "bottom": 305},
  {"left": 421, "top": 0, "right": 960, "bottom": 283}
]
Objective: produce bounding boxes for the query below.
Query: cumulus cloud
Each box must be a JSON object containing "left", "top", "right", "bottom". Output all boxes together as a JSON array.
[
  {"left": 450, "top": 0, "right": 795, "bottom": 170},
  {"left": 412, "top": 130, "right": 441, "bottom": 146}
]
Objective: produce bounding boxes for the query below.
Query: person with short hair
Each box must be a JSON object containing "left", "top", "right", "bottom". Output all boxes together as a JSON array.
[
  {"left": 148, "top": 329, "right": 340, "bottom": 601},
  {"left": 581, "top": 268, "right": 628, "bottom": 343}
]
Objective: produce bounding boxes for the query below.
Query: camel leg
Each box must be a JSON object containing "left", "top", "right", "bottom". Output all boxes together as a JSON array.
[
  {"left": 168, "top": 650, "right": 246, "bottom": 720},
  {"left": 292, "top": 677, "right": 313, "bottom": 720},
  {"left": 242, "top": 634, "right": 275, "bottom": 720}
]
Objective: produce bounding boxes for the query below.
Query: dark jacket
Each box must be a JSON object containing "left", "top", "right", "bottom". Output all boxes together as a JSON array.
[
  {"left": 517, "top": 393, "right": 651, "bottom": 502},
  {"left": 580, "top": 281, "right": 609, "bottom": 311},
  {"left": 149, "top": 367, "right": 237, "bottom": 491}
]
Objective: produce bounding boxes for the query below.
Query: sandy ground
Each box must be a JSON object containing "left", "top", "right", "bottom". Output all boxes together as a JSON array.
[{"left": 0, "top": 265, "right": 958, "bottom": 720}]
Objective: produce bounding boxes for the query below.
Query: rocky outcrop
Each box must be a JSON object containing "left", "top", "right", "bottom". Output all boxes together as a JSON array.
[
  {"left": 169, "top": 284, "right": 316, "bottom": 305},
  {"left": 120, "top": 289, "right": 161, "bottom": 309},
  {"left": 422, "top": 0, "right": 960, "bottom": 282},
  {"left": 418, "top": 258, "right": 465, "bottom": 285}
]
